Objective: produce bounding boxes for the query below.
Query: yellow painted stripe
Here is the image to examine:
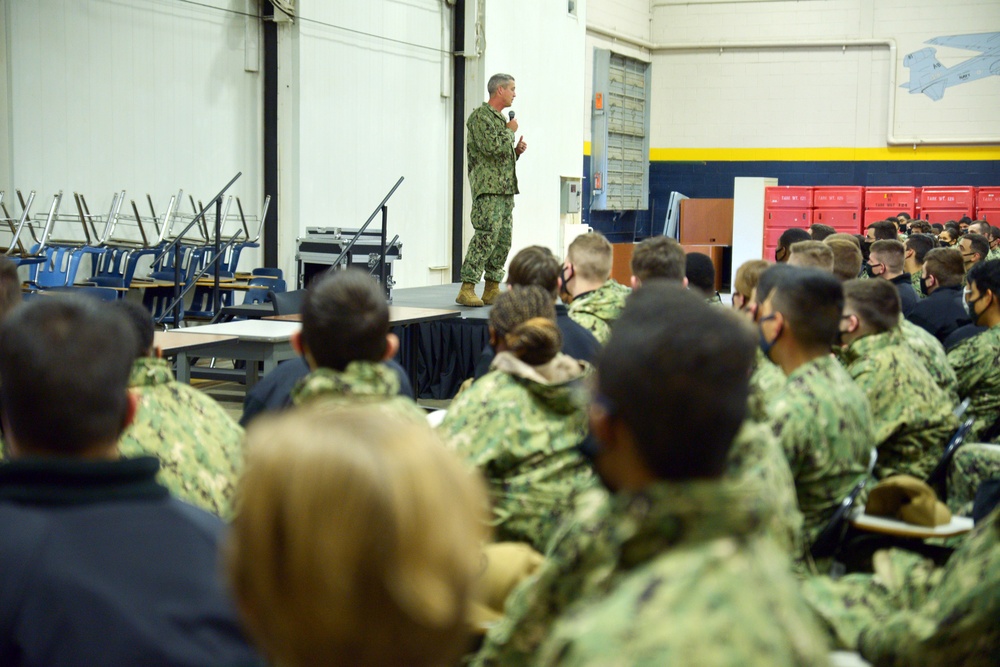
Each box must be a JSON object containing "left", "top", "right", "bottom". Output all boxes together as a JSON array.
[
  {"left": 648, "top": 146, "right": 1000, "bottom": 162},
  {"left": 584, "top": 141, "right": 591, "bottom": 156}
]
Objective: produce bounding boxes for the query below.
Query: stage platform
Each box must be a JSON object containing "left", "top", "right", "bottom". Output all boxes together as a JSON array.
[{"left": 392, "top": 282, "right": 495, "bottom": 399}]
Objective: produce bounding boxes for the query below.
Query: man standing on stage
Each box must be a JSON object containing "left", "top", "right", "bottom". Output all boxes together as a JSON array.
[{"left": 457, "top": 73, "right": 528, "bottom": 307}]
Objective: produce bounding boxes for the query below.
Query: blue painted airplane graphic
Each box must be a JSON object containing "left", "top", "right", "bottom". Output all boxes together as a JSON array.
[{"left": 901, "top": 32, "right": 1000, "bottom": 101}]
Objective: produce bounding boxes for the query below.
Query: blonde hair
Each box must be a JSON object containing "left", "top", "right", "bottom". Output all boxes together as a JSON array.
[
  {"left": 567, "top": 232, "right": 613, "bottom": 282},
  {"left": 228, "top": 406, "right": 489, "bottom": 667},
  {"left": 787, "top": 240, "right": 835, "bottom": 272},
  {"left": 733, "top": 259, "right": 770, "bottom": 300}
]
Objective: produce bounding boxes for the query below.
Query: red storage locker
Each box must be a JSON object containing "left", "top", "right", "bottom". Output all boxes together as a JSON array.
[
  {"left": 813, "top": 186, "right": 865, "bottom": 209},
  {"left": 922, "top": 209, "right": 969, "bottom": 224},
  {"left": 865, "top": 187, "right": 917, "bottom": 212},
  {"left": 764, "top": 208, "right": 811, "bottom": 228},
  {"left": 921, "top": 187, "right": 976, "bottom": 216},
  {"left": 978, "top": 209, "right": 1000, "bottom": 223},
  {"left": 812, "top": 208, "right": 861, "bottom": 229},
  {"left": 864, "top": 210, "right": 903, "bottom": 228},
  {"left": 765, "top": 186, "right": 814, "bottom": 209},
  {"left": 977, "top": 187, "right": 1000, "bottom": 214}
]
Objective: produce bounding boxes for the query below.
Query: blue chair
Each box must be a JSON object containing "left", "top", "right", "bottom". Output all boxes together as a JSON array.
[
  {"left": 48, "top": 286, "right": 120, "bottom": 303},
  {"left": 927, "top": 417, "right": 976, "bottom": 499},
  {"left": 810, "top": 448, "right": 878, "bottom": 572},
  {"left": 251, "top": 267, "right": 283, "bottom": 280},
  {"left": 142, "top": 247, "right": 206, "bottom": 326}
]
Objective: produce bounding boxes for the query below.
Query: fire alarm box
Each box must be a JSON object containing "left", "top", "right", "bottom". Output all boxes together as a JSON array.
[{"left": 561, "top": 177, "right": 582, "bottom": 214}]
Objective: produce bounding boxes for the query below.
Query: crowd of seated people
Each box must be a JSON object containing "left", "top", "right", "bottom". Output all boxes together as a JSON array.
[{"left": 0, "top": 217, "right": 998, "bottom": 666}]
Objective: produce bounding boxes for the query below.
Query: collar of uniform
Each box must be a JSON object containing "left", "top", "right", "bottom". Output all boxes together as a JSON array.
[
  {"left": 841, "top": 327, "right": 899, "bottom": 366},
  {"left": 608, "top": 479, "right": 765, "bottom": 571},
  {"left": 0, "top": 455, "right": 168, "bottom": 506},
  {"left": 889, "top": 272, "right": 911, "bottom": 286},
  {"left": 786, "top": 353, "right": 839, "bottom": 384},
  {"left": 128, "top": 356, "right": 175, "bottom": 388},
  {"left": 483, "top": 102, "right": 506, "bottom": 122},
  {"left": 291, "top": 361, "right": 399, "bottom": 406}
]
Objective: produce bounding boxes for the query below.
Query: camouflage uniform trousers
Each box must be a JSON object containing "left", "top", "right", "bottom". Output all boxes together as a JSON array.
[
  {"left": 460, "top": 193, "right": 514, "bottom": 285},
  {"left": 947, "top": 443, "right": 1000, "bottom": 514}
]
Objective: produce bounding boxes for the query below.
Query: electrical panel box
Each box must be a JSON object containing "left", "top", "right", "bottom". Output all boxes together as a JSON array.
[
  {"left": 561, "top": 177, "right": 582, "bottom": 214},
  {"left": 591, "top": 49, "right": 651, "bottom": 212}
]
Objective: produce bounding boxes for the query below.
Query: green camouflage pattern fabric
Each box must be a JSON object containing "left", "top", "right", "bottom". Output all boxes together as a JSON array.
[
  {"left": 947, "top": 443, "right": 1000, "bottom": 514},
  {"left": 534, "top": 481, "right": 830, "bottom": 667},
  {"left": 439, "top": 352, "right": 593, "bottom": 551},
  {"left": 566, "top": 279, "right": 630, "bottom": 345},
  {"left": 910, "top": 271, "right": 926, "bottom": 299},
  {"left": 947, "top": 323, "right": 1000, "bottom": 442},
  {"left": 769, "top": 355, "right": 874, "bottom": 547},
  {"left": 467, "top": 102, "right": 518, "bottom": 198},
  {"left": 898, "top": 318, "right": 958, "bottom": 404},
  {"left": 807, "top": 505, "right": 1000, "bottom": 665},
  {"left": 118, "top": 357, "right": 243, "bottom": 519},
  {"left": 988, "top": 246, "right": 1000, "bottom": 262},
  {"left": 470, "top": 424, "right": 806, "bottom": 667},
  {"left": 841, "top": 328, "right": 958, "bottom": 480},
  {"left": 706, "top": 292, "right": 723, "bottom": 306},
  {"left": 748, "top": 348, "right": 786, "bottom": 422},
  {"left": 290, "top": 361, "right": 427, "bottom": 423},
  {"left": 460, "top": 193, "right": 514, "bottom": 284}
]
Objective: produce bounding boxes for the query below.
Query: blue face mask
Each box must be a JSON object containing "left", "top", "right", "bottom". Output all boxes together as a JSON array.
[{"left": 758, "top": 314, "right": 780, "bottom": 361}]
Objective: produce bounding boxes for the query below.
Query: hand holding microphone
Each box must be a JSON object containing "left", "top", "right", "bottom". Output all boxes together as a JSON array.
[{"left": 506, "top": 110, "right": 518, "bottom": 132}]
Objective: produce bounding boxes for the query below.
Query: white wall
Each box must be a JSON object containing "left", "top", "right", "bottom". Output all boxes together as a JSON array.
[
  {"left": 290, "top": 0, "right": 454, "bottom": 289},
  {"left": 470, "top": 0, "right": 588, "bottom": 263},
  {"left": 4, "top": 0, "right": 263, "bottom": 266},
  {"left": 648, "top": 0, "right": 1000, "bottom": 149}
]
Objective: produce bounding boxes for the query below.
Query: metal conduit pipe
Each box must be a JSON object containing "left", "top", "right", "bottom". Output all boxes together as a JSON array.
[{"left": 586, "top": 24, "right": 1000, "bottom": 146}]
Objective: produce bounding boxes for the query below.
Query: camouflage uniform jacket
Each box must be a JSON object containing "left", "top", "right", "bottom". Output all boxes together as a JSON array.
[
  {"left": 910, "top": 270, "right": 926, "bottom": 299},
  {"left": 748, "top": 348, "right": 787, "bottom": 422},
  {"left": 841, "top": 328, "right": 958, "bottom": 480},
  {"left": 566, "top": 280, "right": 630, "bottom": 345},
  {"left": 467, "top": 103, "right": 518, "bottom": 198},
  {"left": 118, "top": 357, "right": 243, "bottom": 519},
  {"left": 440, "top": 352, "right": 593, "bottom": 551},
  {"left": 988, "top": 246, "right": 1000, "bottom": 263},
  {"left": 290, "top": 362, "right": 427, "bottom": 423},
  {"left": 470, "top": 426, "right": 806, "bottom": 667},
  {"left": 533, "top": 481, "right": 830, "bottom": 667},
  {"left": 769, "top": 355, "right": 874, "bottom": 547},
  {"left": 898, "top": 318, "right": 959, "bottom": 404},
  {"left": 947, "top": 323, "right": 1000, "bottom": 442}
]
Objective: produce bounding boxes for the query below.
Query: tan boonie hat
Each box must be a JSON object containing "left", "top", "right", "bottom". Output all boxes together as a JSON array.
[{"left": 865, "top": 474, "right": 952, "bottom": 527}]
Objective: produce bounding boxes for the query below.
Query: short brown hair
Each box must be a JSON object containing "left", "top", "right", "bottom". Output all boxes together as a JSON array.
[
  {"left": 489, "top": 286, "right": 561, "bottom": 366},
  {"left": 869, "top": 239, "right": 905, "bottom": 274},
  {"left": 787, "top": 240, "right": 835, "bottom": 272},
  {"left": 843, "top": 279, "right": 901, "bottom": 334},
  {"left": 508, "top": 246, "right": 560, "bottom": 296},
  {"left": 825, "top": 239, "right": 863, "bottom": 282},
  {"left": 567, "top": 232, "right": 613, "bottom": 282},
  {"left": 923, "top": 247, "right": 965, "bottom": 288},
  {"left": 630, "top": 236, "right": 685, "bottom": 283},
  {"left": 825, "top": 232, "right": 861, "bottom": 248},
  {"left": 229, "top": 406, "right": 489, "bottom": 667},
  {"left": 733, "top": 259, "right": 771, "bottom": 300}
]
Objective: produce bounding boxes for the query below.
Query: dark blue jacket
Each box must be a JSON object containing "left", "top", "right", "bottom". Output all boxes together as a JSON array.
[
  {"left": 0, "top": 456, "right": 261, "bottom": 667},
  {"left": 906, "top": 285, "right": 971, "bottom": 344}
]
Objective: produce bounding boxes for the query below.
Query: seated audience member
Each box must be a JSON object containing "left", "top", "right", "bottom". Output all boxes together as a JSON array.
[
  {"left": 758, "top": 267, "right": 873, "bottom": 546},
  {"left": 745, "top": 264, "right": 794, "bottom": 422},
  {"left": 532, "top": 284, "right": 828, "bottom": 666},
  {"left": 838, "top": 280, "right": 957, "bottom": 479},
  {"left": 774, "top": 227, "right": 811, "bottom": 263},
  {"left": 910, "top": 220, "right": 933, "bottom": 235},
  {"left": 958, "top": 216, "right": 973, "bottom": 234},
  {"left": 285, "top": 269, "right": 425, "bottom": 421},
  {"left": 229, "top": 406, "right": 488, "bottom": 667},
  {"left": 440, "top": 286, "right": 592, "bottom": 551},
  {"left": 472, "top": 284, "right": 824, "bottom": 667},
  {"left": 731, "top": 259, "right": 770, "bottom": 313},
  {"left": 867, "top": 239, "right": 919, "bottom": 316},
  {"left": 809, "top": 223, "right": 836, "bottom": 241},
  {"left": 904, "top": 232, "right": 936, "bottom": 298},
  {"left": 0, "top": 296, "right": 258, "bottom": 666},
  {"left": 988, "top": 225, "right": 1000, "bottom": 260},
  {"left": 968, "top": 220, "right": 990, "bottom": 238},
  {"left": 958, "top": 232, "right": 989, "bottom": 272},
  {"left": 931, "top": 222, "right": 944, "bottom": 236},
  {"left": 938, "top": 227, "right": 957, "bottom": 247},
  {"left": 947, "top": 259, "right": 1000, "bottom": 442},
  {"left": 866, "top": 220, "right": 898, "bottom": 242},
  {"left": 787, "top": 240, "right": 835, "bottom": 272},
  {"left": 474, "top": 245, "right": 600, "bottom": 378},
  {"left": 803, "top": 503, "right": 1000, "bottom": 663},
  {"left": 908, "top": 247, "right": 971, "bottom": 343},
  {"left": 685, "top": 252, "right": 722, "bottom": 304},
  {"left": 115, "top": 301, "right": 244, "bottom": 519},
  {"left": 897, "top": 317, "right": 959, "bottom": 404},
  {"left": 824, "top": 237, "right": 864, "bottom": 282},
  {"left": 559, "top": 232, "right": 630, "bottom": 344},
  {"left": 240, "top": 274, "right": 413, "bottom": 426},
  {"left": 629, "top": 234, "right": 686, "bottom": 289}
]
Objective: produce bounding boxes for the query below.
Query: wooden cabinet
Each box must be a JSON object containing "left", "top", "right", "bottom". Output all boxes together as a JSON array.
[{"left": 679, "top": 199, "right": 734, "bottom": 245}]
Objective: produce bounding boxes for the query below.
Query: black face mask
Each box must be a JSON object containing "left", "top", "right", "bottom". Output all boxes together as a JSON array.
[
  {"left": 919, "top": 276, "right": 931, "bottom": 296},
  {"left": 559, "top": 265, "right": 575, "bottom": 302}
]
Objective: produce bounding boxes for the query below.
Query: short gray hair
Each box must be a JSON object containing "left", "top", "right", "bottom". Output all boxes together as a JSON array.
[{"left": 487, "top": 73, "right": 514, "bottom": 96}]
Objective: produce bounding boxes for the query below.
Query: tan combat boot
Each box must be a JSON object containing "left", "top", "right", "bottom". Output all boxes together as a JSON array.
[
  {"left": 481, "top": 280, "right": 501, "bottom": 305},
  {"left": 456, "top": 282, "right": 484, "bottom": 307}
]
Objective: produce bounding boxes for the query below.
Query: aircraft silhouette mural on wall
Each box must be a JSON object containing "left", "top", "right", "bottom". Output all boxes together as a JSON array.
[{"left": 901, "top": 31, "right": 1000, "bottom": 101}]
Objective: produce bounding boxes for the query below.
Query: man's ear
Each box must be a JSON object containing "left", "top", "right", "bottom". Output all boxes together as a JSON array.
[
  {"left": 152, "top": 345, "right": 163, "bottom": 359},
  {"left": 488, "top": 325, "right": 498, "bottom": 349},
  {"left": 382, "top": 333, "right": 400, "bottom": 361},
  {"left": 291, "top": 330, "right": 305, "bottom": 355},
  {"left": 682, "top": 276, "right": 689, "bottom": 288},
  {"left": 588, "top": 400, "right": 618, "bottom": 453},
  {"left": 121, "top": 391, "right": 139, "bottom": 433},
  {"left": 630, "top": 275, "right": 639, "bottom": 290}
]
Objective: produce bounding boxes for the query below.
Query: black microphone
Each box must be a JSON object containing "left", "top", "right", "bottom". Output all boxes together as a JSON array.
[{"left": 508, "top": 111, "right": 515, "bottom": 121}]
